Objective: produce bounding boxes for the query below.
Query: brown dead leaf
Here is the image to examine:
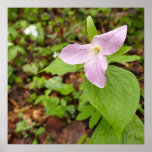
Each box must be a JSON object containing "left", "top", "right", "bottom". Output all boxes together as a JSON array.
[
  {"left": 46, "top": 117, "right": 65, "bottom": 133},
  {"left": 32, "top": 108, "right": 42, "bottom": 121},
  {"left": 61, "top": 121, "right": 86, "bottom": 144},
  {"left": 11, "top": 138, "right": 23, "bottom": 144},
  {"left": 8, "top": 97, "right": 19, "bottom": 108},
  {"left": 24, "top": 137, "right": 34, "bottom": 144}
]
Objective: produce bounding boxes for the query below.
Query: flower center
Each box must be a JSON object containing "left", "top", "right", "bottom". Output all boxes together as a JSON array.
[{"left": 92, "top": 44, "right": 101, "bottom": 54}]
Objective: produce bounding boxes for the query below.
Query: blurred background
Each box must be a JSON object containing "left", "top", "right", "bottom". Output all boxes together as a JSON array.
[{"left": 8, "top": 8, "right": 144, "bottom": 144}]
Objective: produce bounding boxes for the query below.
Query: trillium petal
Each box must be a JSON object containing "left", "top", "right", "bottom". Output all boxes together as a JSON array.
[
  {"left": 59, "top": 43, "right": 92, "bottom": 65},
  {"left": 84, "top": 54, "right": 108, "bottom": 88},
  {"left": 92, "top": 25, "right": 127, "bottom": 55}
]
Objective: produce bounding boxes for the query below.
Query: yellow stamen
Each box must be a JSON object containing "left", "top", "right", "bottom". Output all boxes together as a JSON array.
[{"left": 92, "top": 45, "right": 101, "bottom": 54}]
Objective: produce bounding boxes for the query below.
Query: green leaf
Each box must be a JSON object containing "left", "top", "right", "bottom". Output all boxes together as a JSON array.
[
  {"left": 42, "top": 97, "right": 66, "bottom": 118},
  {"left": 13, "top": 20, "right": 29, "bottom": 29},
  {"left": 37, "top": 77, "right": 46, "bottom": 89},
  {"left": 44, "top": 89, "right": 52, "bottom": 96},
  {"left": 76, "top": 112, "right": 90, "bottom": 121},
  {"left": 38, "top": 59, "right": 48, "bottom": 69},
  {"left": 37, "top": 23, "right": 44, "bottom": 45},
  {"left": 8, "top": 85, "right": 11, "bottom": 91},
  {"left": 61, "top": 99, "right": 67, "bottom": 107},
  {"left": 57, "top": 83, "right": 74, "bottom": 95},
  {"left": 87, "top": 16, "right": 98, "bottom": 42},
  {"left": 91, "top": 118, "right": 119, "bottom": 144},
  {"left": 72, "top": 91, "right": 81, "bottom": 99},
  {"left": 15, "top": 119, "right": 28, "bottom": 132},
  {"left": 121, "top": 115, "right": 144, "bottom": 144},
  {"left": 77, "top": 134, "right": 87, "bottom": 144},
  {"left": 8, "top": 65, "right": 14, "bottom": 79},
  {"left": 91, "top": 115, "right": 144, "bottom": 144},
  {"left": 137, "top": 104, "right": 144, "bottom": 115},
  {"left": 50, "top": 42, "right": 69, "bottom": 52},
  {"left": 32, "top": 138, "right": 38, "bottom": 144},
  {"left": 8, "top": 46, "right": 27, "bottom": 62},
  {"left": 28, "top": 93, "right": 37, "bottom": 103},
  {"left": 44, "top": 76, "right": 62, "bottom": 90},
  {"left": 77, "top": 104, "right": 101, "bottom": 128},
  {"left": 107, "top": 55, "right": 140, "bottom": 64},
  {"left": 29, "top": 76, "right": 38, "bottom": 90},
  {"left": 42, "top": 58, "right": 83, "bottom": 75},
  {"left": 112, "top": 46, "right": 132, "bottom": 56},
  {"left": 34, "top": 95, "right": 46, "bottom": 105},
  {"left": 34, "top": 127, "right": 45, "bottom": 136},
  {"left": 76, "top": 105, "right": 95, "bottom": 121},
  {"left": 89, "top": 110, "right": 101, "bottom": 129},
  {"left": 41, "top": 13, "right": 49, "bottom": 21},
  {"left": 52, "top": 106, "right": 66, "bottom": 118},
  {"left": 78, "top": 93, "right": 88, "bottom": 107},
  {"left": 84, "top": 65, "right": 140, "bottom": 139},
  {"left": 17, "top": 46, "right": 27, "bottom": 56},
  {"left": 43, "top": 96, "right": 59, "bottom": 108},
  {"left": 84, "top": 138, "right": 92, "bottom": 144},
  {"left": 15, "top": 76, "right": 22, "bottom": 83},
  {"left": 17, "top": 112, "right": 22, "bottom": 118},
  {"left": 15, "top": 119, "right": 34, "bottom": 133},
  {"left": 23, "top": 63, "right": 39, "bottom": 75},
  {"left": 66, "top": 105, "right": 75, "bottom": 115},
  {"left": 141, "top": 88, "right": 144, "bottom": 99},
  {"left": 106, "top": 46, "right": 139, "bottom": 64},
  {"left": 46, "top": 105, "right": 65, "bottom": 118},
  {"left": 8, "top": 26, "right": 19, "bottom": 40},
  {"left": 8, "top": 46, "right": 18, "bottom": 62}
]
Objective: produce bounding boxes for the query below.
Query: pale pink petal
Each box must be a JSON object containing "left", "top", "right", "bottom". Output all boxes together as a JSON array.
[
  {"left": 92, "top": 25, "right": 127, "bottom": 55},
  {"left": 59, "top": 43, "right": 92, "bottom": 65},
  {"left": 84, "top": 54, "right": 108, "bottom": 88}
]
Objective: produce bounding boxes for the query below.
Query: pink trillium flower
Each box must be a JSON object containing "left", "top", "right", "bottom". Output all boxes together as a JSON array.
[{"left": 59, "top": 25, "right": 127, "bottom": 88}]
